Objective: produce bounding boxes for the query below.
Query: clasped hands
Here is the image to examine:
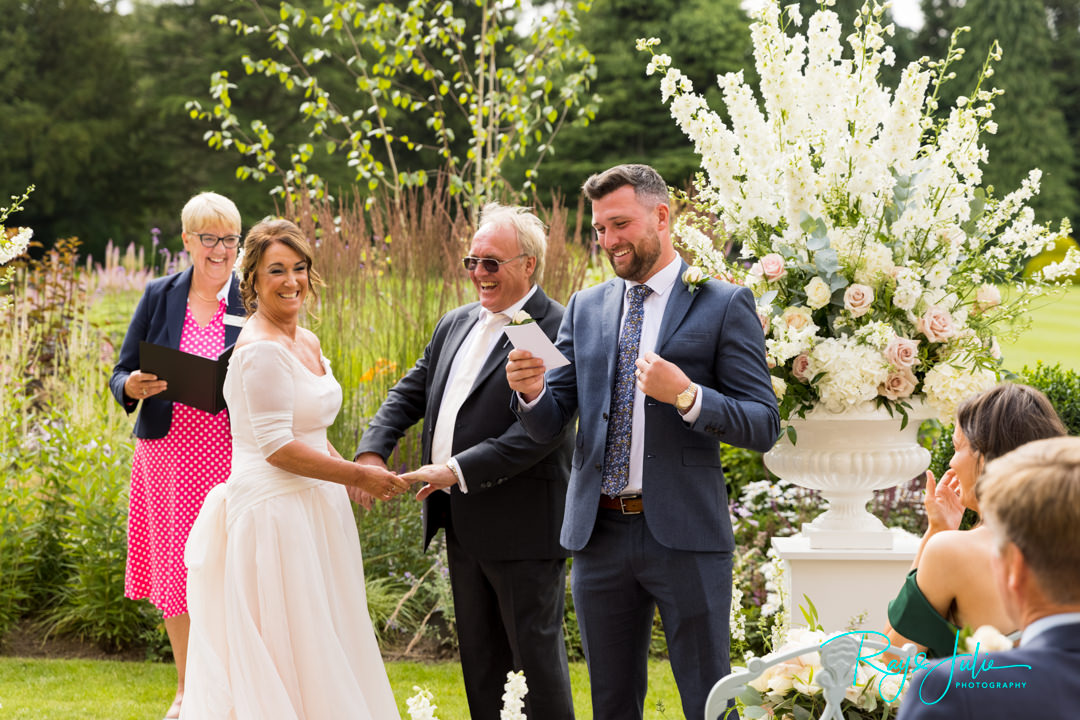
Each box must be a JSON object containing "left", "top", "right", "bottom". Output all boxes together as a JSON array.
[
  {"left": 350, "top": 452, "right": 459, "bottom": 508},
  {"left": 506, "top": 348, "right": 692, "bottom": 406}
]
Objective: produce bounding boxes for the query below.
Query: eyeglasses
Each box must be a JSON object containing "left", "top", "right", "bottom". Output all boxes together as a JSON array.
[
  {"left": 462, "top": 254, "right": 526, "bottom": 273},
  {"left": 191, "top": 232, "right": 242, "bottom": 249}
]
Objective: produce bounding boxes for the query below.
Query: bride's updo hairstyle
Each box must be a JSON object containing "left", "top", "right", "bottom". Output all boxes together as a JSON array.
[{"left": 238, "top": 218, "right": 324, "bottom": 314}]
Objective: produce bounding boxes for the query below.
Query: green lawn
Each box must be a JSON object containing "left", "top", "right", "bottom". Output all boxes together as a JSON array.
[
  {"left": 996, "top": 284, "right": 1080, "bottom": 373},
  {"left": 0, "top": 658, "right": 681, "bottom": 719}
]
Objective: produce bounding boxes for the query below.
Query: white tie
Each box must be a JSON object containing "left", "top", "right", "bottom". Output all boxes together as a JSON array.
[{"left": 430, "top": 312, "right": 506, "bottom": 464}]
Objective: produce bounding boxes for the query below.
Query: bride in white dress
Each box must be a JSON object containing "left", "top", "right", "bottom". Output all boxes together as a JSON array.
[{"left": 181, "top": 219, "right": 410, "bottom": 719}]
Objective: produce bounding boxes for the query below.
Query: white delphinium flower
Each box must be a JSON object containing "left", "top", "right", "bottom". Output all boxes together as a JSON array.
[
  {"left": 406, "top": 687, "right": 441, "bottom": 720},
  {"left": 892, "top": 267, "right": 924, "bottom": 311},
  {"left": 500, "top": 671, "right": 528, "bottom": 720},
  {"left": 0, "top": 227, "right": 32, "bottom": 265},
  {"left": 730, "top": 582, "right": 747, "bottom": 645},
  {"left": 1039, "top": 246, "right": 1080, "bottom": 281}
]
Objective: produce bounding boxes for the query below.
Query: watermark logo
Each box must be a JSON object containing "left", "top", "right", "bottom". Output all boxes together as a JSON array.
[{"left": 822, "top": 630, "right": 1031, "bottom": 706}]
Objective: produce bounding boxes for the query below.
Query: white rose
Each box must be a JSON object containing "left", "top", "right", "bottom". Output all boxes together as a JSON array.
[
  {"left": 966, "top": 625, "right": 1014, "bottom": 653},
  {"left": 511, "top": 310, "right": 533, "bottom": 325},
  {"left": 804, "top": 276, "right": 832, "bottom": 309},
  {"left": 771, "top": 375, "right": 787, "bottom": 400},
  {"left": 781, "top": 305, "right": 814, "bottom": 331},
  {"left": 682, "top": 266, "right": 705, "bottom": 285}
]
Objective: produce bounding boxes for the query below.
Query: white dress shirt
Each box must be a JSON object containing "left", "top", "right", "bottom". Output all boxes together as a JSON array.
[
  {"left": 520, "top": 257, "right": 701, "bottom": 496},
  {"left": 441, "top": 285, "right": 539, "bottom": 493}
]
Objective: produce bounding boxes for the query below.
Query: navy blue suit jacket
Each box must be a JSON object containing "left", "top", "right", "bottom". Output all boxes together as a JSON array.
[
  {"left": 109, "top": 268, "right": 245, "bottom": 439},
  {"left": 355, "top": 287, "right": 573, "bottom": 561},
  {"left": 515, "top": 261, "right": 780, "bottom": 552},
  {"left": 897, "top": 621, "right": 1080, "bottom": 719}
]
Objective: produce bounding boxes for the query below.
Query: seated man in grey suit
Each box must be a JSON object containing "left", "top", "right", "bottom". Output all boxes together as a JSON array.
[
  {"left": 506, "top": 163, "right": 780, "bottom": 719},
  {"left": 898, "top": 436, "right": 1080, "bottom": 719},
  {"left": 355, "top": 204, "right": 575, "bottom": 720}
]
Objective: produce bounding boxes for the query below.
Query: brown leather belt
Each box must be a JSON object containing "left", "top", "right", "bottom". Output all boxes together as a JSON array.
[{"left": 598, "top": 493, "right": 643, "bottom": 514}]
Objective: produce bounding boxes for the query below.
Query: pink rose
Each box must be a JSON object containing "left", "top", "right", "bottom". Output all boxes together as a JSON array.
[
  {"left": 917, "top": 306, "right": 957, "bottom": 343},
  {"left": 758, "top": 253, "right": 787, "bottom": 282},
  {"left": 973, "top": 283, "right": 1002, "bottom": 314},
  {"left": 884, "top": 336, "right": 920, "bottom": 369},
  {"left": 843, "top": 283, "right": 874, "bottom": 317},
  {"left": 792, "top": 353, "right": 812, "bottom": 382},
  {"left": 879, "top": 368, "right": 918, "bottom": 400}
]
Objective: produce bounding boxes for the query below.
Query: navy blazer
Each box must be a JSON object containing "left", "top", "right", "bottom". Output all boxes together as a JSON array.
[
  {"left": 356, "top": 287, "right": 573, "bottom": 562},
  {"left": 515, "top": 260, "right": 780, "bottom": 553},
  {"left": 109, "top": 268, "right": 245, "bottom": 439},
  {"left": 897, "top": 620, "right": 1080, "bottom": 719}
]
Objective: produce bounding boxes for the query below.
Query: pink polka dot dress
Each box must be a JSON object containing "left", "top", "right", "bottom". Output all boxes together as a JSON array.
[{"left": 125, "top": 300, "right": 232, "bottom": 618}]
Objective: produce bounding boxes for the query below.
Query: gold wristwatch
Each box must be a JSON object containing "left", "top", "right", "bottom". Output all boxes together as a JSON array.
[{"left": 675, "top": 382, "right": 698, "bottom": 414}]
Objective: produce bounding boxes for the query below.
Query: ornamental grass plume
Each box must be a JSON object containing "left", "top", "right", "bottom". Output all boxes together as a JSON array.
[{"left": 639, "top": 0, "right": 1079, "bottom": 424}]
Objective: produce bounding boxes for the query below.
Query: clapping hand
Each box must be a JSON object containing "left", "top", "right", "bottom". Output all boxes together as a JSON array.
[
  {"left": 403, "top": 464, "right": 459, "bottom": 501},
  {"left": 924, "top": 468, "right": 964, "bottom": 532}
]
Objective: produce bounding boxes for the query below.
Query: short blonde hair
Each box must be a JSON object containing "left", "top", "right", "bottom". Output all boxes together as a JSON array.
[
  {"left": 181, "top": 192, "right": 241, "bottom": 234},
  {"left": 978, "top": 437, "right": 1080, "bottom": 603},
  {"left": 477, "top": 203, "right": 547, "bottom": 284}
]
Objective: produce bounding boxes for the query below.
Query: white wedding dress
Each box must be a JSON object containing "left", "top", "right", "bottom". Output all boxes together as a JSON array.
[{"left": 181, "top": 340, "right": 400, "bottom": 719}]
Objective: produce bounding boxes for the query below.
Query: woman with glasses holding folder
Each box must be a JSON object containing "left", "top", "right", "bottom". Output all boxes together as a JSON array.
[{"left": 109, "top": 191, "right": 246, "bottom": 720}]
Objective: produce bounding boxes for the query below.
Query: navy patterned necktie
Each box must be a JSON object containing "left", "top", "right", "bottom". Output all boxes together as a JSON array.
[{"left": 601, "top": 284, "right": 653, "bottom": 497}]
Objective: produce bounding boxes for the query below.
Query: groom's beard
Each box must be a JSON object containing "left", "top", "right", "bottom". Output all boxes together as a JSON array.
[{"left": 606, "top": 226, "right": 662, "bottom": 283}]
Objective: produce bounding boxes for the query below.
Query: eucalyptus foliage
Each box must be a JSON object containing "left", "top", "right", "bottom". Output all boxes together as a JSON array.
[{"left": 187, "top": 0, "right": 600, "bottom": 214}]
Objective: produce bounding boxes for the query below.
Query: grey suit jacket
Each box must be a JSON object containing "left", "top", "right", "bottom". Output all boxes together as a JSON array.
[
  {"left": 897, "top": 621, "right": 1080, "bottom": 719},
  {"left": 515, "top": 261, "right": 780, "bottom": 552},
  {"left": 356, "top": 287, "right": 573, "bottom": 561}
]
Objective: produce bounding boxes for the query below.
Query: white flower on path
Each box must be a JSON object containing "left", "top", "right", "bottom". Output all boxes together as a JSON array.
[
  {"left": 406, "top": 687, "right": 440, "bottom": 720},
  {"left": 500, "top": 671, "right": 528, "bottom": 720}
]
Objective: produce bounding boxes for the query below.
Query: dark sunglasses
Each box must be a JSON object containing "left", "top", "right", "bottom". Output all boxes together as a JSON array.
[
  {"left": 462, "top": 253, "right": 526, "bottom": 273},
  {"left": 193, "top": 232, "right": 242, "bottom": 249}
]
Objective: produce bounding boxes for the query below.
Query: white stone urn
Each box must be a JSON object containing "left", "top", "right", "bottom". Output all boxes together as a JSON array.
[{"left": 764, "top": 399, "right": 931, "bottom": 550}]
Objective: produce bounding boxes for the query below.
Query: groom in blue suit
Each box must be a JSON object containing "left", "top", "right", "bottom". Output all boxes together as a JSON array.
[
  {"left": 897, "top": 436, "right": 1080, "bottom": 720},
  {"left": 507, "top": 164, "right": 780, "bottom": 719}
]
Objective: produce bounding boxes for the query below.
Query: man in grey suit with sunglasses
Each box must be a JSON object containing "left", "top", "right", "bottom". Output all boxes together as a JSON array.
[
  {"left": 507, "top": 164, "right": 780, "bottom": 719},
  {"left": 355, "top": 203, "right": 575, "bottom": 720}
]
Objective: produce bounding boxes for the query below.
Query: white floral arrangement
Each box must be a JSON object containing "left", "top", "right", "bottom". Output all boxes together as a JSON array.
[
  {"left": 407, "top": 670, "right": 528, "bottom": 720},
  {"left": 742, "top": 626, "right": 910, "bottom": 719},
  {"left": 639, "top": 0, "right": 1079, "bottom": 424}
]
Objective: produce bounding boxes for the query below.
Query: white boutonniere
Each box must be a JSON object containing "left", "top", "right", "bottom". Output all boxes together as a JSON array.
[
  {"left": 509, "top": 310, "right": 534, "bottom": 326},
  {"left": 682, "top": 266, "right": 707, "bottom": 295}
]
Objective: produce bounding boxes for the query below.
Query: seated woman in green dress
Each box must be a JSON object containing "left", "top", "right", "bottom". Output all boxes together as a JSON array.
[{"left": 884, "top": 383, "right": 1067, "bottom": 657}]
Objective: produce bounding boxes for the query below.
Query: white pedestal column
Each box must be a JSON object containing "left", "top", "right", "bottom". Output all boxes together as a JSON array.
[{"left": 772, "top": 529, "right": 920, "bottom": 632}]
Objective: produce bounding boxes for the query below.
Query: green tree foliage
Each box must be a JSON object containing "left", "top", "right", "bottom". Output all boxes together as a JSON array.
[
  {"left": 536, "top": 0, "right": 754, "bottom": 200},
  {"left": 917, "top": 0, "right": 1077, "bottom": 225},
  {"left": 119, "top": 0, "right": 327, "bottom": 247},
  {"left": 0, "top": 0, "right": 143, "bottom": 257},
  {"left": 187, "top": 0, "right": 599, "bottom": 216}
]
